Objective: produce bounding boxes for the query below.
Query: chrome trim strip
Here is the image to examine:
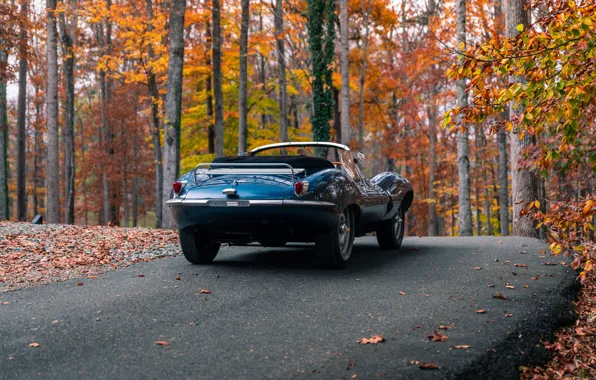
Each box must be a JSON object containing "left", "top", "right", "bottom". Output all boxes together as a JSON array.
[
  {"left": 193, "top": 163, "right": 296, "bottom": 186},
  {"left": 166, "top": 199, "right": 335, "bottom": 208},
  {"left": 249, "top": 141, "right": 350, "bottom": 155}
]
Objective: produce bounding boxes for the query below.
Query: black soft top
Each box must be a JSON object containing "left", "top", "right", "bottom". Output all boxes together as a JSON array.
[{"left": 212, "top": 155, "right": 334, "bottom": 175}]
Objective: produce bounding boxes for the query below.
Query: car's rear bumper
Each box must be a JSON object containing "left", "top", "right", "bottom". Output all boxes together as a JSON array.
[{"left": 167, "top": 199, "right": 339, "bottom": 242}]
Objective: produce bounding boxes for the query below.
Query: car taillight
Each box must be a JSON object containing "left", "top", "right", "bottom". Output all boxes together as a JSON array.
[
  {"left": 173, "top": 181, "right": 183, "bottom": 195},
  {"left": 294, "top": 181, "right": 309, "bottom": 196}
]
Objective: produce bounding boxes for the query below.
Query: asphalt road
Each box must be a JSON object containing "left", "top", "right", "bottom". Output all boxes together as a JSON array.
[{"left": 0, "top": 237, "right": 577, "bottom": 380}]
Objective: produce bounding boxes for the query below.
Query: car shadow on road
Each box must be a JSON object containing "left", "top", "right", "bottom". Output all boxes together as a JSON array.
[{"left": 210, "top": 238, "right": 426, "bottom": 274}]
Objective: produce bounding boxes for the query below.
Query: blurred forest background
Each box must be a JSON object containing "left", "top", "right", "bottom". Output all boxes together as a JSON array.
[{"left": 0, "top": 0, "right": 594, "bottom": 270}]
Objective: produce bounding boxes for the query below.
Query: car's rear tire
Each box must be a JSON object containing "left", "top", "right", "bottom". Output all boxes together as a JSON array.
[
  {"left": 316, "top": 207, "right": 354, "bottom": 269},
  {"left": 376, "top": 206, "right": 405, "bottom": 250},
  {"left": 179, "top": 228, "right": 221, "bottom": 264}
]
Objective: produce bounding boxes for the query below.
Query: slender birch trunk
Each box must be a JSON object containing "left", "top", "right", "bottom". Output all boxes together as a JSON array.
[
  {"left": 357, "top": 0, "right": 371, "bottom": 150},
  {"left": 16, "top": 0, "right": 28, "bottom": 221},
  {"left": 0, "top": 46, "right": 7, "bottom": 221}
]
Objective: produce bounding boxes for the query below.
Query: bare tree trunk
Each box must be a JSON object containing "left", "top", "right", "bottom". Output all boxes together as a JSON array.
[
  {"left": 46, "top": 0, "right": 60, "bottom": 223},
  {"left": 357, "top": 0, "right": 371, "bottom": 150},
  {"left": 79, "top": 116, "right": 88, "bottom": 225},
  {"left": 212, "top": 0, "right": 224, "bottom": 157},
  {"left": 275, "top": 0, "right": 288, "bottom": 143},
  {"left": 427, "top": 88, "right": 438, "bottom": 236},
  {"left": 33, "top": 87, "right": 42, "bottom": 217},
  {"left": 258, "top": 10, "right": 267, "bottom": 130},
  {"left": 205, "top": 17, "right": 214, "bottom": 153},
  {"left": 16, "top": 0, "right": 28, "bottom": 221},
  {"left": 59, "top": 0, "right": 76, "bottom": 224},
  {"left": 497, "top": 127, "right": 509, "bottom": 235},
  {"left": 146, "top": 0, "right": 162, "bottom": 227},
  {"left": 506, "top": 0, "right": 537, "bottom": 237},
  {"left": 238, "top": 0, "right": 249, "bottom": 153},
  {"left": 455, "top": 0, "right": 473, "bottom": 236},
  {"left": 162, "top": 0, "right": 186, "bottom": 229},
  {"left": 0, "top": 46, "right": 7, "bottom": 221},
  {"left": 339, "top": 0, "right": 350, "bottom": 146}
]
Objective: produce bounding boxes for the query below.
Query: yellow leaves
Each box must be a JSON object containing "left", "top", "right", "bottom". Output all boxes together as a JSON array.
[
  {"left": 516, "top": 24, "right": 525, "bottom": 32},
  {"left": 529, "top": 200, "right": 541, "bottom": 210},
  {"left": 459, "top": 41, "right": 465, "bottom": 51},
  {"left": 583, "top": 200, "right": 594, "bottom": 215},
  {"left": 550, "top": 242, "right": 563, "bottom": 255},
  {"left": 584, "top": 260, "right": 593, "bottom": 272}
]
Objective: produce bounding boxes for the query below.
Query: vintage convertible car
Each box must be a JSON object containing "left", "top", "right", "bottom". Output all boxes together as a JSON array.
[{"left": 166, "top": 142, "right": 413, "bottom": 269}]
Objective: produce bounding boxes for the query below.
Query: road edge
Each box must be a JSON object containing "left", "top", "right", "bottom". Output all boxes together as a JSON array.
[{"left": 448, "top": 268, "right": 580, "bottom": 379}]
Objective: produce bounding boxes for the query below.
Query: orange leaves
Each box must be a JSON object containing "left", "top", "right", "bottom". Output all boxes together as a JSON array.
[
  {"left": 419, "top": 362, "right": 440, "bottom": 370},
  {"left": 514, "top": 263, "right": 528, "bottom": 268},
  {"left": 493, "top": 292, "right": 509, "bottom": 300},
  {"left": 199, "top": 289, "right": 212, "bottom": 294},
  {"left": 154, "top": 341, "right": 169, "bottom": 346},
  {"left": 475, "top": 309, "right": 487, "bottom": 314},
  {"left": 453, "top": 345, "right": 470, "bottom": 349},
  {"left": 426, "top": 330, "right": 448, "bottom": 342},
  {"left": 28, "top": 342, "right": 40, "bottom": 347},
  {"left": 399, "top": 291, "right": 406, "bottom": 296},
  {"left": 357, "top": 335, "right": 385, "bottom": 345}
]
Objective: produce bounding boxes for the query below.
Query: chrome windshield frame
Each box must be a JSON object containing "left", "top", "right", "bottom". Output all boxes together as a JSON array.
[
  {"left": 248, "top": 141, "right": 350, "bottom": 156},
  {"left": 193, "top": 162, "right": 296, "bottom": 185}
]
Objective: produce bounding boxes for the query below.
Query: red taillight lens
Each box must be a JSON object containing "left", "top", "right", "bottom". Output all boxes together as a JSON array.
[
  {"left": 173, "top": 181, "right": 182, "bottom": 194},
  {"left": 294, "top": 182, "right": 303, "bottom": 195}
]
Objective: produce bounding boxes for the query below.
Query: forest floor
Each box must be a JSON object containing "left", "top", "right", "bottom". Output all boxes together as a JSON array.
[
  {"left": 522, "top": 272, "right": 596, "bottom": 379},
  {"left": 0, "top": 222, "right": 180, "bottom": 292}
]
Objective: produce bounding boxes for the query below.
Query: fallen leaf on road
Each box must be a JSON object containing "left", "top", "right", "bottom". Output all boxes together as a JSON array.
[
  {"left": 357, "top": 335, "right": 385, "bottom": 344},
  {"left": 346, "top": 361, "right": 356, "bottom": 370},
  {"left": 504, "top": 260, "right": 512, "bottom": 264},
  {"left": 419, "top": 363, "right": 440, "bottom": 369},
  {"left": 506, "top": 285, "right": 516, "bottom": 289},
  {"left": 154, "top": 341, "right": 169, "bottom": 346},
  {"left": 493, "top": 292, "right": 509, "bottom": 300},
  {"left": 76, "top": 282, "right": 83, "bottom": 286},
  {"left": 454, "top": 345, "right": 470, "bottom": 349},
  {"left": 351, "top": 375, "right": 358, "bottom": 379},
  {"left": 200, "top": 289, "right": 211, "bottom": 294},
  {"left": 474, "top": 267, "right": 482, "bottom": 270},
  {"left": 408, "top": 360, "right": 420, "bottom": 365},
  {"left": 88, "top": 275, "right": 98, "bottom": 279},
  {"left": 2, "top": 301, "right": 9, "bottom": 305},
  {"left": 29, "top": 342, "right": 40, "bottom": 347},
  {"left": 138, "top": 274, "right": 144, "bottom": 278},
  {"left": 531, "top": 276, "right": 537, "bottom": 280},
  {"left": 523, "top": 285, "right": 529, "bottom": 288},
  {"left": 188, "top": 322, "right": 197, "bottom": 326},
  {"left": 438, "top": 325, "right": 451, "bottom": 330},
  {"left": 504, "top": 314, "right": 513, "bottom": 317},
  {"left": 399, "top": 291, "right": 406, "bottom": 296},
  {"left": 520, "top": 251, "right": 527, "bottom": 254},
  {"left": 175, "top": 275, "right": 181, "bottom": 280},
  {"left": 476, "top": 309, "right": 487, "bottom": 314},
  {"left": 487, "top": 284, "right": 495, "bottom": 287},
  {"left": 543, "top": 262, "right": 557, "bottom": 266},
  {"left": 514, "top": 264, "right": 528, "bottom": 268},
  {"left": 426, "top": 330, "right": 448, "bottom": 342},
  {"left": 539, "top": 250, "right": 546, "bottom": 254}
]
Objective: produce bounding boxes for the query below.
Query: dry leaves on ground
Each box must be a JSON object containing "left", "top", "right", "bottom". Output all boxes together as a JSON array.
[
  {"left": 0, "top": 222, "right": 178, "bottom": 292},
  {"left": 419, "top": 363, "right": 440, "bottom": 369},
  {"left": 357, "top": 335, "right": 385, "bottom": 345},
  {"left": 426, "top": 330, "right": 448, "bottom": 342},
  {"left": 521, "top": 272, "right": 596, "bottom": 379},
  {"left": 154, "top": 341, "right": 169, "bottom": 346},
  {"left": 493, "top": 292, "right": 509, "bottom": 300},
  {"left": 200, "top": 289, "right": 212, "bottom": 294}
]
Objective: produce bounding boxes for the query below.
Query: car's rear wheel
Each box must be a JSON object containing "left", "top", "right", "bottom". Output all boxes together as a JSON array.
[
  {"left": 316, "top": 207, "right": 354, "bottom": 269},
  {"left": 376, "top": 206, "right": 405, "bottom": 249},
  {"left": 179, "top": 228, "right": 221, "bottom": 264}
]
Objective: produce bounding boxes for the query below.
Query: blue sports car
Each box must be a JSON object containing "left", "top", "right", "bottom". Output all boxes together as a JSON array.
[{"left": 166, "top": 142, "right": 413, "bottom": 269}]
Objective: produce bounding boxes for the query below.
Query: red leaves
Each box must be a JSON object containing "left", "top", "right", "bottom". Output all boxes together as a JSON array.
[
  {"left": 426, "top": 330, "right": 448, "bottom": 342},
  {"left": 154, "top": 341, "right": 169, "bottom": 346},
  {"left": 199, "top": 289, "right": 212, "bottom": 294},
  {"left": 76, "top": 282, "right": 84, "bottom": 286},
  {"left": 357, "top": 335, "right": 385, "bottom": 345}
]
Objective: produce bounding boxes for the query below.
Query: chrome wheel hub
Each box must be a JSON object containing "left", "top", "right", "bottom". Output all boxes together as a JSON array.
[{"left": 338, "top": 210, "right": 351, "bottom": 258}]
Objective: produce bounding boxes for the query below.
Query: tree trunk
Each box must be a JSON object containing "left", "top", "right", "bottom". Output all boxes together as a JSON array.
[
  {"left": 162, "top": 0, "right": 186, "bottom": 229},
  {"left": 456, "top": 0, "right": 473, "bottom": 236},
  {"left": 212, "top": 0, "right": 224, "bottom": 157},
  {"left": 46, "top": 0, "right": 60, "bottom": 223},
  {"left": 0, "top": 45, "right": 7, "bottom": 221},
  {"left": 497, "top": 127, "right": 509, "bottom": 235},
  {"left": 427, "top": 88, "right": 438, "bottom": 236},
  {"left": 357, "top": 0, "right": 371, "bottom": 151},
  {"left": 339, "top": 0, "right": 350, "bottom": 146},
  {"left": 506, "top": 0, "right": 537, "bottom": 237},
  {"left": 146, "top": 0, "right": 162, "bottom": 227},
  {"left": 59, "top": 0, "right": 76, "bottom": 224},
  {"left": 275, "top": 0, "right": 288, "bottom": 143},
  {"left": 16, "top": 0, "right": 28, "bottom": 221},
  {"left": 258, "top": 10, "right": 267, "bottom": 130},
  {"left": 205, "top": 17, "right": 214, "bottom": 154},
  {"left": 33, "top": 86, "right": 42, "bottom": 217},
  {"left": 238, "top": 0, "right": 249, "bottom": 153}
]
